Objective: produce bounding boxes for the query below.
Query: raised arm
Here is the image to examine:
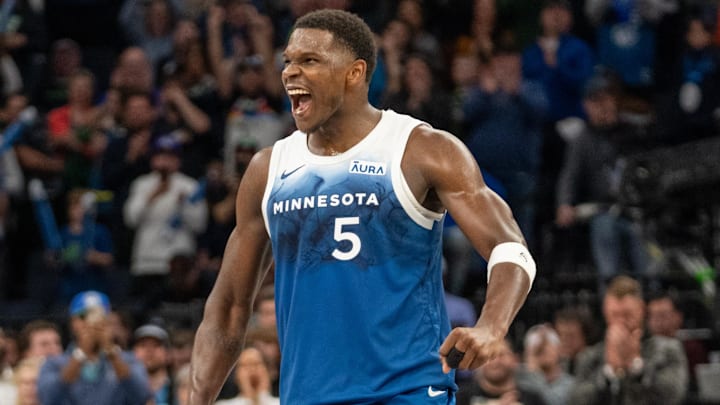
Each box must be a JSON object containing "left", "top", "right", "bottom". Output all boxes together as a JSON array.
[
  {"left": 403, "top": 126, "right": 533, "bottom": 372},
  {"left": 189, "top": 148, "right": 273, "bottom": 404}
]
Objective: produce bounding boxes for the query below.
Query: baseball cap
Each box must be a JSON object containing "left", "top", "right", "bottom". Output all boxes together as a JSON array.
[
  {"left": 69, "top": 290, "right": 111, "bottom": 317},
  {"left": 134, "top": 324, "right": 170, "bottom": 345},
  {"left": 151, "top": 134, "right": 182, "bottom": 156}
]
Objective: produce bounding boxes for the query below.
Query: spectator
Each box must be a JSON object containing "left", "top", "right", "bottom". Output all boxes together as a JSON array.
[
  {"left": 168, "top": 328, "right": 194, "bottom": 377},
  {"left": 46, "top": 70, "right": 106, "bottom": 189},
  {"left": 553, "top": 305, "right": 596, "bottom": 375},
  {"left": 18, "top": 320, "right": 63, "bottom": 361},
  {"left": 569, "top": 275, "right": 688, "bottom": 405},
  {"left": 658, "top": 12, "right": 720, "bottom": 143},
  {"left": 110, "top": 47, "right": 156, "bottom": 95},
  {"left": 56, "top": 189, "right": 114, "bottom": 303},
  {"left": 214, "top": 347, "right": 279, "bottom": 405},
  {"left": 34, "top": 39, "right": 83, "bottom": 113},
  {"left": 522, "top": 0, "right": 594, "bottom": 246},
  {"left": 251, "top": 285, "right": 276, "bottom": 330},
  {"left": 647, "top": 292, "right": 709, "bottom": 395},
  {"left": 456, "top": 339, "right": 547, "bottom": 405},
  {"left": 462, "top": 46, "right": 547, "bottom": 248},
  {"left": 160, "top": 252, "right": 214, "bottom": 303},
  {"left": 0, "top": 327, "right": 16, "bottom": 404},
  {"left": 37, "top": 290, "right": 152, "bottom": 405},
  {"left": 375, "top": 18, "right": 413, "bottom": 102},
  {"left": 382, "top": 52, "right": 453, "bottom": 130},
  {"left": 119, "top": 0, "right": 180, "bottom": 68},
  {"left": 555, "top": 74, "right": 651, "bottom": 287},
  {"left": 394, "top": 0, "right": 441, "bottom": 62},
  {"left": 173, "top": 363, "right": 190, "bottom": 405},
  {"left": 11, "top": 356, "right": 43, "bottom": 405},
  {"left": 107, "top": 310, "right": 135, "bottom": 351},
  {"left": 245, "top": 326, "right": 280, "bottom": 397},
  {"left": 100, "top": 91, "right": 157, "bottom": 267},
  {"left": 132, "top": 323, "right": 173, "bottom": 405},
  {"left": 519, "top": 323, "right": 575, "bottom": 405},
  {"left": 585, "top": 0, "right": 679, "bottom": 93},
  {"left": 4, "top": 0, "right": 48, "bottom": 100},
  {"left": 123, "top": 135, "right": 207, "bottom": 308}
]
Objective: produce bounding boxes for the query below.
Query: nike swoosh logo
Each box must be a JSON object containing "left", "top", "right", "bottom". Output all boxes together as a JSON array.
[
  {"left": 427, "top": 386, "right": 446, "bottom": 398},
  {"left": 280, "top": 164, "right": 305, "bottom": 180}
]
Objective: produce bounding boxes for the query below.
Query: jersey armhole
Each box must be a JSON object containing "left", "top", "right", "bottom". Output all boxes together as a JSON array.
[
  {"left": 261, "top": 143, "right": 284, "bottom": 234},
  {"left": 390, "top": 122, "right": 445, "bottom": 230}
]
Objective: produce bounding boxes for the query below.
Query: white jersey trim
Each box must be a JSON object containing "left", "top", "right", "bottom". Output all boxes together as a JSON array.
[{"left": 388, "top": 113, "right": 444, "bottom": 230}]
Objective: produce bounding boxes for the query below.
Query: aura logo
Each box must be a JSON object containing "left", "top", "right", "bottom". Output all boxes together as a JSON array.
[{"left": 349, "top": 160, "right": 386, "bottom": 176}]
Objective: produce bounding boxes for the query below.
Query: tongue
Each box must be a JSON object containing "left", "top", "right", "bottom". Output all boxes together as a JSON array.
[{"left": 295, "top": 94, "right": 311, "bottom": 115}]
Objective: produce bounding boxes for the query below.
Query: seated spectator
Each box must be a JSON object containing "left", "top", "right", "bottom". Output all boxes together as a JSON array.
[
  {"left": 647, "top": 291, "right": 709, "bottom": 395},
  {"left": 555, "top": 75, "right": 652, "bottom": 288},
  {"left": 12, "top": 356, "right": 43, "bottom": 405},
  {"left": 553, "top": 305, "right": 596, "bottom": 375},
  {"left": 215, "top": 347, "right": 279, "bottom": 405},
  {"left": 132, "top": 323, "right": 172, "bottom": 405},
  {"left": 168, "top": 328, "right": 194, "bottom": 377},
  {"left": 18, "top": 320, "right": 63, "bottom": 361},
  {"left": 456, "top": 339, "right": 547, "bottom": 405},
  {"left": 569, "top": 275, "right": 688, "bottom": 405},
  {"left": 0, "top": 327, "right": 16, "bottom": 403},
  {"left": 37, "top": 290, "right": 152, "bottom": 405},
  {"left": 519, "top": 323, "right": 575, "bottom": 405},
  {"left": 173, "top": 363, "right": 190, "bottom": 405},
  {"left": 245, "top": 326, "right": 280, "bottom": 397},
  {"left": 160, "top": 252, "right": 214, "bottom": 303},
  {"left": 107, "top": 310, "right": 135, "bottom": 350},
  {"left": 251, "top": 285, "right": 276, "bottom": 330}
]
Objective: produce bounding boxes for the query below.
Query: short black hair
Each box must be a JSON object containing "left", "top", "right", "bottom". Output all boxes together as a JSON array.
[{"left": 293, "top": 9, "right": 377, "bottom": 83}]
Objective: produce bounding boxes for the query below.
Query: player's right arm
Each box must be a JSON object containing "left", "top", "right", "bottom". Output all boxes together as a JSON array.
[{"left": 188, "top": 148, "right": 273, "bottom": 405}]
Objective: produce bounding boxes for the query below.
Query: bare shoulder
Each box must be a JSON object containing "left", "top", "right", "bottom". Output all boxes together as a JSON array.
[
  {"left": 235, "top": 146, "right": 274, "bottom": 210},
  {"left": 404, "top": 125, "right": 478, "bottom": 186}
]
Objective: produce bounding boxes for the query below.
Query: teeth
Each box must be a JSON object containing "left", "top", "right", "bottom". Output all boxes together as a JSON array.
[{"left": 287, "top": 89, "right": 310, "bottom": 96}]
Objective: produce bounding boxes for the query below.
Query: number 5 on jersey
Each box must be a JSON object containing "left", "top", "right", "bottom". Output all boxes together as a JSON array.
[{"left": 332, "top": 217, "right": 361, "bottom": 261}]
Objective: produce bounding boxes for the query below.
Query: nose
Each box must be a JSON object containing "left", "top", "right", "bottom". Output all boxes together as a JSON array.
[{"left": 282, "top": 62, "right": 300, "bottom": 81}]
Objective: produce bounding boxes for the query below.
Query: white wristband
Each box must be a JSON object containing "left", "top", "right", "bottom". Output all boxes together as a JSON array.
[{"left": 487, "top": 242, "right": 536, "bottom": 292}]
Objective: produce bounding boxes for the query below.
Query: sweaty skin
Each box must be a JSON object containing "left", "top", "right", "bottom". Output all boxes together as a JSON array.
[{"left": 189, "top": 27, "right": 530, "bottom": 404}]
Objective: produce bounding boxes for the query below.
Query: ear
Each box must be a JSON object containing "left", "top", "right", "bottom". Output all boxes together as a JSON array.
[{"left": 346, "top": 59, "right": 367, "bottom": 87}]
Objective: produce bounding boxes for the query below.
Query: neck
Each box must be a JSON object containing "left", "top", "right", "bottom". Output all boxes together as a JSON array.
[
  {"left": 308, "top": 104, "right": 381, "bottom": 155},
  {"left": 148, "top": 368, "right": 169, "bottom": 392}
]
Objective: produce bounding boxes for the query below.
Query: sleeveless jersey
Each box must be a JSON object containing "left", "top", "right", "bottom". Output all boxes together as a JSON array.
[{"left": 261, "top": 110, "right": 456, "bottom": 404}]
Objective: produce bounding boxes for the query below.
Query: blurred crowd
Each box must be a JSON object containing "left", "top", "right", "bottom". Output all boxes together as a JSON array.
[{"left": 0, "top": 0, "right": 719, "bottom": 404}]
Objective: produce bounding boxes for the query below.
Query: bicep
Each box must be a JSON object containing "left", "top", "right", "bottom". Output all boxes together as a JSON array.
[{"left": 412, "top": 128, "right": 525, "bottom": 259}]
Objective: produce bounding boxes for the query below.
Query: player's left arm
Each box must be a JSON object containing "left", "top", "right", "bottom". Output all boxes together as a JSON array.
[{"left": 403, "top": 125, "right": 534, "bottom": 373}]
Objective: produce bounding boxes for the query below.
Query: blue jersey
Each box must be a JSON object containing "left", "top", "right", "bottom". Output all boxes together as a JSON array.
[{"left": 262, "top": 110, "right": 456, "bottom": 404}]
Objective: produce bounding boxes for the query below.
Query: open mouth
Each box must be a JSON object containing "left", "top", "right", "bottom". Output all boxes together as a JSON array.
[{"left": 288, "top": 88, "right": 312, "bottom": 117}]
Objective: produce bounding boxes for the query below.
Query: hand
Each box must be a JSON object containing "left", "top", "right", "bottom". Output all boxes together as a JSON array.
[
  {"left": 439, "top": 325, "right": 506, "bottom": 373},
  {"left": 555, "top": 204, "right": 575, "bottom": 228},
  {"left": 126, "top": 131, "right": 150, "bottom": 162},
  {"left": 605, "top": 323, "right": 642, "bottom": 371}
]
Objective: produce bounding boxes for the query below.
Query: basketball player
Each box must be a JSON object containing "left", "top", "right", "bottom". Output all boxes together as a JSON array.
[{"left": 189, "top": 9, "right": 536, "bottom": 404}]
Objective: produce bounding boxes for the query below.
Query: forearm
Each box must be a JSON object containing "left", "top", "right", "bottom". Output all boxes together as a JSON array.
[
  {"left": 189, "top": 304, "right": 250, "bottom": 403},
  {"left": 173, "top": 96, "right": 211, "bottom": 134},
  {"left": 476, "top": 264, "right": 529, "bottom": 335}
]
